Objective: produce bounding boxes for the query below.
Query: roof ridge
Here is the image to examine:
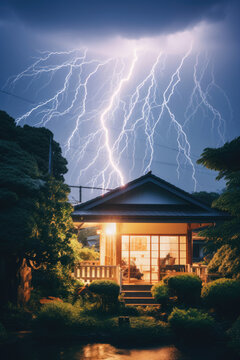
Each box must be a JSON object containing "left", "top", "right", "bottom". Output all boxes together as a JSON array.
[{"left": 74, "top": 172, "right": 216, "bottom": 212}]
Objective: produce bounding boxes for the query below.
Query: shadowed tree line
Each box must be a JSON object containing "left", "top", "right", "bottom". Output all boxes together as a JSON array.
[
  {"left": 0, "top": 111, "right": 75, "bottom": 306},
  {"left": 197, "top": 137, "right": 240, "bottom": 278}
]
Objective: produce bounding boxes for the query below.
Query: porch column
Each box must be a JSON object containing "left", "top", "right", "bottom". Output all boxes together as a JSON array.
[
  {"left": 116, "top": 223, "right": 122, "bottom": 266},
  {"left": 187, "top": 223, "right": 193, "bottom": 265}
]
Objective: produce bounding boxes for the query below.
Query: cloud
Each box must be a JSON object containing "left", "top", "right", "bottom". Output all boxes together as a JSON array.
[{"left": 1, "top": 0, "right": 230, "bottom": 39}]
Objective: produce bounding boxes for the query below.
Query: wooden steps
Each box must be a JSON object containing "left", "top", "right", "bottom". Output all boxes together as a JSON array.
[{"left": 121, "top": 284, "right": 157, "bottom": 306}]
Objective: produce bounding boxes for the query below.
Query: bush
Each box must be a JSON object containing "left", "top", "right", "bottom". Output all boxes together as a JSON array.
[
  {"left": 34, "top": 302, "right": 78, "bottom": 335},
  {"left": 0, "top": 303, "right": 32, "bottom": 331},
  {"left": 227, "top": 316, "right": 240, "bottom": 355},
  {"left": 32, "top": 266, "right": 76, "bottom": 299},
  {"left": 168, "top": 307, "right": 216, "bottom": 343},
  {"left": 151, "top": 282, "right": 169, "bottom": 308},
  {"left": 67, "top": 279, "right": 85, "bottom": 304},
  {"left": 88, "top": 280, "right": 120, "bottom": 312},
  {"left": 167, "top": 274, "right": 202, "bottom": 305},
  {"left": 120, "top": 305, "right": 140, "bottom": 316},
  {"left": 110, "top": 316, "right": 171, "bottom": 344},
  {"left": 201, "top": 278, "right": 240, "bottom": 318}
]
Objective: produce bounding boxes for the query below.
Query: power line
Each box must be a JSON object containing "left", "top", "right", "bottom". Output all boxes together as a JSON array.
[
  {"left": 0, "top": 88, "right": 215, "bottom": 178},
  {"left": 68, "top": 185, "right": 112, "bottom": 203},
  {"left": 0, "top": 89, "right": 35, "bottom": 104}
]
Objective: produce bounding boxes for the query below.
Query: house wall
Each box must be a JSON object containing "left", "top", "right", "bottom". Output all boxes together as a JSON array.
[
  {"left": 120, "top": 222, "right": 188, "bottom": 235},
  {"left": 118, "top": 222, "right": 191, "bottom": 266},
  {"left": 100, "top": 222, "right": 191, "bottom": 266}
]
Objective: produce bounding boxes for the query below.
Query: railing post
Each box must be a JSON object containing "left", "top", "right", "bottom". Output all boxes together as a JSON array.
[{"left": 119, "top": 267, "right": 122, "bottom": 293}]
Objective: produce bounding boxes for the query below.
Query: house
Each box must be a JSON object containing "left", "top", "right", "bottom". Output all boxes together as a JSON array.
[{"left": 72, "top": 172, "right": 229, "bottom": 285}]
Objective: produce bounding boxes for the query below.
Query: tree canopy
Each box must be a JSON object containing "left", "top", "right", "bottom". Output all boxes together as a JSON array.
[
  {"left": 0, "top": 111, "right": 74, "bottom": 271},
  {"left": 197, "top": 137, "right": 240, "bottom": 278}
]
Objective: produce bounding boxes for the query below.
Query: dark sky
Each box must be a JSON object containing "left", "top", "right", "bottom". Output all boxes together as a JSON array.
[
  {"left": 0, "top": 0, "right": 239, "bottom": 200},
  {"left": 0, "top": 0, "right": 231, "bottom": 37}
]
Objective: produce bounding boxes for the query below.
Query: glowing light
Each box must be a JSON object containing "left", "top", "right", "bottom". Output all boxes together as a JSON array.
[{"left": 105, "top": 223, "right": 116, "bottom": 236}]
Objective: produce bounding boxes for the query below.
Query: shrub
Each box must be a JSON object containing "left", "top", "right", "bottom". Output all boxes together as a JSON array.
[
  {"left": 32, "top": 266, "right": 77, "bottom": 299},
  {"left": 167, "top": 274, "right": 202, "bottom": 305},
  {"left": 201, "top": 278, "right": 240, "bottom": 318},
  {"left": 0, "top": 303, "right": 32, "bottom": 331},
  {"left": 0, "top": 322, "right": 7, "bottom": 344},
  {"left": 168, "top": 307, "right": 216, "bottom": 343},
  {"left": 68, "top": 279, "right": 85, "bottom": 304},
  {"left": 120, "top": 305, "right": 140, "bottom": 316},
  {"left": 227, "top": 316, "right": 240, "bottom": 355},
  {"left": 136, "top": 305, "right": 161, "bottom": 318},
  {"left": 151, "top": 282, "right": 169, "bottom": 308},
  {"left": 34, "top": 302, "right": 78, "bottom": 335},
  {"left": 110, "top": 316, "right": 171, "bottom": 344},
  {"left": 88, "top": 280, "right": 120, "bottom": 312}
]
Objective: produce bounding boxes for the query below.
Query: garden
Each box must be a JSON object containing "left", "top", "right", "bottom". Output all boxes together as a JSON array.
[{"left": 1, "top": 274, "right": 240, "bottom": 358}]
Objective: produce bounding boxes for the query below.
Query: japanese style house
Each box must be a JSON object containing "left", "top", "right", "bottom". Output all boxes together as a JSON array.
[{"left": 72, "top": 172, "right": 229, "bottom": 284}]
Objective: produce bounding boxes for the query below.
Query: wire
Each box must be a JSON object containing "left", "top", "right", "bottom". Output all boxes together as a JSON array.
[{"left": 0, "top": 89, "right": 36, "bottom": 104}]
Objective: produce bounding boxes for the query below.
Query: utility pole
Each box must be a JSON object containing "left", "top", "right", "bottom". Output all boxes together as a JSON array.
[
  {"left": 68, "top": 185, "right": 112, "bottom": 203},
  {"left": 48, "top": 134, "right": 53, "bottom": 176}
]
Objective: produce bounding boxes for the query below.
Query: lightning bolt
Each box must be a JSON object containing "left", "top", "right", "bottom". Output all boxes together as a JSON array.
[
  {"left": 184, "top": 52, "right": 230, "bottom": 145},
  {"left": 5, "top": 44, "right": 232, "bottom": 197}
]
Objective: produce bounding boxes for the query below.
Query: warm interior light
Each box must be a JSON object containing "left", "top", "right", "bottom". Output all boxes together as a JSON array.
[
  {"left": 96, "top": 229, "right": 101, "bottom": 235},
  {"left": 105, "top": 223, "right": 116, "bottom": 235}
]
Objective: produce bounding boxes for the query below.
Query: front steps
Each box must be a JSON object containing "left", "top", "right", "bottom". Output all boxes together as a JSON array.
[{"left": 121, "top": 284, "right": 158, "bottom": 306}]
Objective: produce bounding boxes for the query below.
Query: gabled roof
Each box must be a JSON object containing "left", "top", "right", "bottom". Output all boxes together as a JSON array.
[{"left": 72, "top": 172, "right": 230, "bottom": 223}]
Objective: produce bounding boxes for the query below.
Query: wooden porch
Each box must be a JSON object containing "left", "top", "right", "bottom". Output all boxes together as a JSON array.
[{"left": 73, "top": 261, "right": 218, "bottom": 287}]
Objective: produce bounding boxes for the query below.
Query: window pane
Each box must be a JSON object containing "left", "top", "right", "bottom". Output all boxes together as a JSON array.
[
  {"left": 180, "top": 258, "right": 187, "bottom": 265},
  {"left": 180, "top": 243, "right": 186, "bottom": 251},
  {"left": 160, "top": 236, "right": 178, "bottom": 244},
  {"left": 122, "top": 236, "right": 129, "bottom": 251},
  {"left": 130, "top": 236, "right": 148, "bottom": 251},
  {"left": 152, "top": 236, "right": 158, "bottom": 243},
  {"left": 180, "top": 236, "right": 186, "bottom": 244}
]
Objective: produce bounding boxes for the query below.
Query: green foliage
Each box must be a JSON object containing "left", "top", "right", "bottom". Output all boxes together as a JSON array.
[
  {"left": 78, "top": 227, "right": 98, "bottom": 247},
  {"left": 0, "top": 303, "right": 32, "bottom": 331},
  {"left": 197, "top": 137, "right": 240, "bottom": 278},
  {"left": 120, "top": 316, "right": 170, "bottom": 343},
  {"left": 31, "top": 266, "right": 82, "bottom": 300},
  {"left": 34, "top": 302, "right": 78, "bottom": 334},
  {"left": 88, "top": 280, "right": 120, "bottom": 312},
  {"left": 168, "top": 307, "right": 216, "bottom": 343},
  {"left": 136, "top": 305, "right": 162, "bottom": 318},
  {"left": 227, "top": 316, "right": 240, "bottom": 355},
  {"left": 167, "top": 274, "right": 202, "bottom": 305},
  {"left": 70, "top": 235, "right": 99, "bottom": 263},
  {"left": 192, "top": 191, "right": 220, "bottom": 206},
  {"left": 34, "top": 302, "right": 171, "bottom": 343},
  {"left": 0, "top": 111, "right": 75, "bottom": 304},
  {"left": 208, "top": 245, "right": 240, "bottom": 279},
  {"left": 106, "top": 316, "right": 171, "bottom": 344},
  {"left": 197, "top": 137, "right": 240, "bottom": 180},
  {"left": 120, "top": 305, "right": 140, "bottom": 316},
  {"left": 151, "top": 282, "right": 169, "bottom": 305},
  {"left": 201, "top": 278, "right": 240, "bottom": 317}
]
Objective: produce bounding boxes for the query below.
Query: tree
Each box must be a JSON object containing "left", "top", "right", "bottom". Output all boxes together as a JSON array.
[
  {"left": 192, "top": 191, "right": 220, "bottom": 207},
  {"left": 0, "top": 111, "right": 74, "bottom": 304},
  {"left": 197, "top": 137, "right": 240, "bottom": 278}
]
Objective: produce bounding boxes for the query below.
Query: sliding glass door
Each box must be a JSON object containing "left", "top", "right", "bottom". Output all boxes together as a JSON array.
[{"left": 121, "top": 235, "right": 187, "bottom": 283}]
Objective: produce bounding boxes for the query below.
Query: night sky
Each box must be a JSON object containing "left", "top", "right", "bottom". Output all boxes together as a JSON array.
[{"left": 0, "top": 0, "right": 240, "bottom": 202}]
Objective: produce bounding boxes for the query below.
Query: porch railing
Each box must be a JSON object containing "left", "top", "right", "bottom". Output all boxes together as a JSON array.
[
  {"left": 74, "top": 263, "right": 120, "bottom": 283},
  {"left": 73, "top": 263, "right": 219, "bottom": 285}
]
